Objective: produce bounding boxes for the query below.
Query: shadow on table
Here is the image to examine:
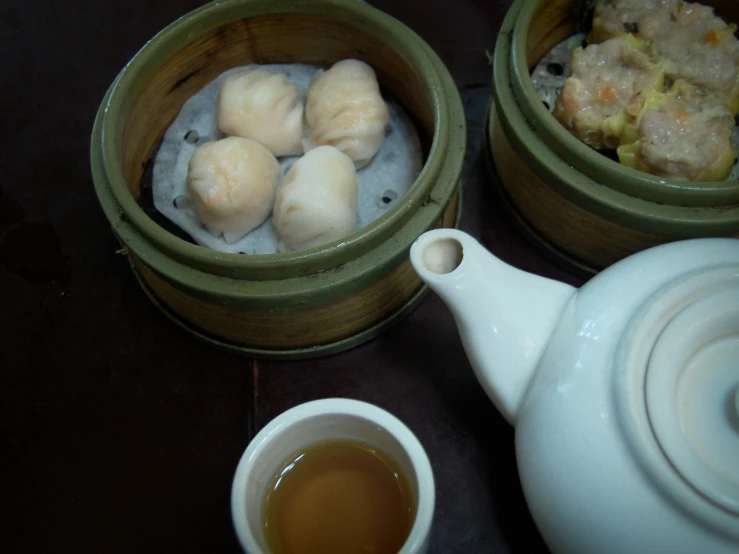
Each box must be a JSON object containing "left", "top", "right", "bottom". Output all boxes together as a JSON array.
[{"left": 379, "top": 310, "right": 550, "bottom": 554}]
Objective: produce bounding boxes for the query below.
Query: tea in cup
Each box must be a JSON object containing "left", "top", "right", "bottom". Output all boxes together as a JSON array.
[{"left": 231, "top": 399, "right": 435, "bottom": 554}]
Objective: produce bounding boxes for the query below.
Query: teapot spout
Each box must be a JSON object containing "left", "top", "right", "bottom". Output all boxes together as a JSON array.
[{"left": 410, "top": 230, "right": 576, "bottom": 423}]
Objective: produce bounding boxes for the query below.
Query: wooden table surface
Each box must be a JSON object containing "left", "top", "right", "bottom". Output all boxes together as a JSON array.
[{"left": 2, "top": 1, "right": 585, "bottom": 552}]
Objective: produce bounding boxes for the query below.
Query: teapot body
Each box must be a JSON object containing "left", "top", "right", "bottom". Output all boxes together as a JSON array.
[
  {"left": 411, "top": 228, "right": 739, "bottom": 553},
  {"left": 514, "top": 238, "right": 739, "bottom": 554}
]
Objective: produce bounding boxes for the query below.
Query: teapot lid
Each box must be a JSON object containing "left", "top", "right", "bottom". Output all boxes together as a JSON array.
[{"left": 646, "top": 284, "right": 739, "bottom": 515}]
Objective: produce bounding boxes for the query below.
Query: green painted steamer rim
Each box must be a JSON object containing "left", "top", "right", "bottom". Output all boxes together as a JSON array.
[
  {"left": 93, "top": 0, "right": 466, "bottom": 309},
  {"left": 492, "top": 0, "right": 739, "bottom": 238},
  {"left": 128, "top": 181, "right": 463, "bottom": 360},
  {"left": 130, "top": 260, "right": 433, "bottom": 360},
  {"left": 510, "top": 0, "right": 739, "bottom": 207}
]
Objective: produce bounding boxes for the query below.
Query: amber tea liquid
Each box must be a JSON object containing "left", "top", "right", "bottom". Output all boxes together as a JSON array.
[{"left": 263, "top": 439, "right": 416, "bottom": 554}]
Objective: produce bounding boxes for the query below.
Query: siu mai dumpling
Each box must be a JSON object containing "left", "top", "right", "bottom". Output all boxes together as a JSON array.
[
  {"left": 305, "top": 59, "right": 389, "bottom": 168},
  {"left": 218, "top": 69, "right": 304, "bottom": 157},
  {"left": 553, "top": 35, "right": 665, "bottom": 149},
  {"left": 650, "top": 3, "right": 739, "bottom": 113},
  {"left": 589, "top": 0, "right": 681, "bottom": 44},
  {"left": 186, "top": 137, "right": 280, "bottom": 242},
  {"left": 617, "top": 81, "right": 735, "bottom": 181},
  {"left": 272, "top": 146, "right": 358, "bottom": 252}
]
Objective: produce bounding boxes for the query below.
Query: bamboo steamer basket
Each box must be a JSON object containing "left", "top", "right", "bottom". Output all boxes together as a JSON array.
[
  {"left": 90, "top": 0, "right": 465, "bottom": 359},
  {"left": 488, "top": 0, "right": 739, "bottom": 275}
]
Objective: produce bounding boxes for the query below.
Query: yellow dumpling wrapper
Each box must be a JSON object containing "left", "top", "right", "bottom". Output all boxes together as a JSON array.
[
  {"left": 618, "top": 88, "right": 668, "bottom": 147},
  {"left": 728, "top": 95, "right": 739, "bottom": 115},
  {"left": 600, "top": 112, "right": 628, "bottom": 147}
]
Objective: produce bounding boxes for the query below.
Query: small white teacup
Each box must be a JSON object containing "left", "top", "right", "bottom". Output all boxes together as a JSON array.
[{"left": 231, "top": 398, "right": 435, "bottom": 554}]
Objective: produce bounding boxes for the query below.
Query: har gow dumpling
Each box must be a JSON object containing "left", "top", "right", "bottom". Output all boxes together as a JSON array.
[
  {"left": 272, "top": 146, "right": 359, "bottom": 252},
  {"left": 218, "top": 68, "right": 304, "bottom": 157},
  {"left": 305, "top": 59, "right": 389, "bottom": 168},
  {"left": 186, "top": 137, "right": 280, "bottom": 243}
]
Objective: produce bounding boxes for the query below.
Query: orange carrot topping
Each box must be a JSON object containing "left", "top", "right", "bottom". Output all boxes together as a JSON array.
[
  {"left": 597, "top": 83, "right": 619, "bottom": 105},
  {"left": 704, "top": 29, "right": 724, "bottom": 45},
  {"left": 667, "top": 109, "right": 689, "bottom": 121}
]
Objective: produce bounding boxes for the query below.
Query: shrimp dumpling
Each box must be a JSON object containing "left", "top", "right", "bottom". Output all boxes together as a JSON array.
[
  {"left": 272, "top": 146, "right": 359, "bottom": 252},
  {"left": 186, "top": 137, "right": 280, "bottom": 243},
  {"left": 218, "top": 69, "right": 304, "bottom": 157},
  {"left": 305, "top": 59, "right": 389, "bottom": 168}
]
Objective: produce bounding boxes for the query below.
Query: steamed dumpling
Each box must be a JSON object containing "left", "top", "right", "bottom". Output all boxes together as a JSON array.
[
  {"left": 272, "top": 146, "right": 358, "bottom": 252},
  {"left": 305, "top": 59, "right": 389, "bottom": 168},
  {"left": 650, "top": 3, "right": 739, "bottom": 113},
  {"left": 554, "top": 35, "right": 664, "bottom": 149},
  {"left": 617, "top": 80, "right": 735, "bottom": 181},
  {"left": 589, "top": 0, "right": 681, "bottom": 44},
  {"left": 186, "top": 137, "right": 280, "bottom": 243},
  {"left": 218, "top": 69, "right": 304, "bottom": 157},
  {"left": 590, "top": 1, "right": 739, "bottom": 113}
]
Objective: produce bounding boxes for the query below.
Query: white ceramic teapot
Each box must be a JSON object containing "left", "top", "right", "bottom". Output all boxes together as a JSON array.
[{"left": 410, "top": 229, "right": 739, "bottom": 554}]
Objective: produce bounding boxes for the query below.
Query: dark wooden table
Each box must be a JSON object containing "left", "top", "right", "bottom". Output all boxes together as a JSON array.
[{"left": 2, "top": 1, "right": 584, "bottom": 552}]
